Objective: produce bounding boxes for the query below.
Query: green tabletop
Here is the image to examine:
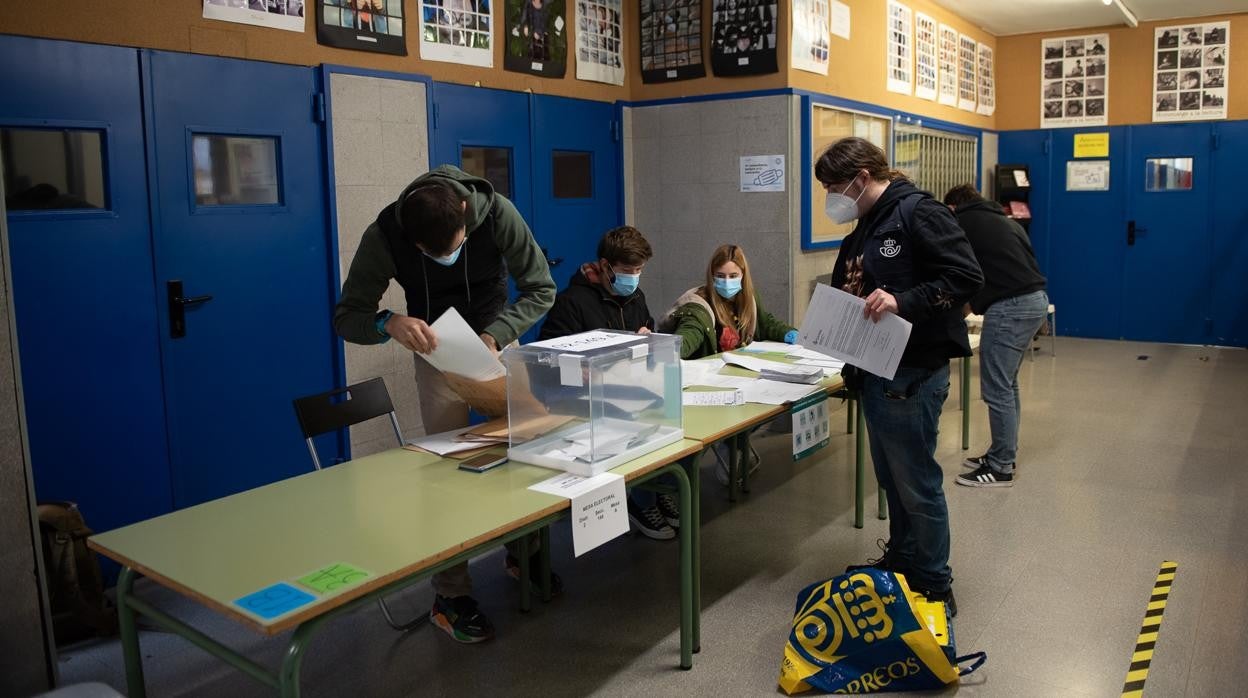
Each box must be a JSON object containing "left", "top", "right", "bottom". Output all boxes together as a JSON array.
[
  {"left": 680, "top": 356, "right": 845, "bottom": 443},
  {"left": 90, "top": 439, "right": 703, "bottom": 636}
]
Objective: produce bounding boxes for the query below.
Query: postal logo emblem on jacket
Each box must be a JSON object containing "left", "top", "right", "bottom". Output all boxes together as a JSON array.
[{"left": 879, "top": 239, "right": 901, "bottom": 258}]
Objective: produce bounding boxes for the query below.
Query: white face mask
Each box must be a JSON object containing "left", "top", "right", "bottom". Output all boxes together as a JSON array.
[{"left": 824, "top": 176, "right": 866, "bottom": 224}]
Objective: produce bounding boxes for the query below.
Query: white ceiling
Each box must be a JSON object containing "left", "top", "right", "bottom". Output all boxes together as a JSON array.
[{"left": 929, "top": 0, "right": 1247, "bottom": 37}]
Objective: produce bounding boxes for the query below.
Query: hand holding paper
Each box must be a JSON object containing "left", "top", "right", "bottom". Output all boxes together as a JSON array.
[
  {"left": 798, "top": 284, "right": 912, "bottom": 380},
  {"left": 418, "top": 308, "right": 505, "bottom": 382}
]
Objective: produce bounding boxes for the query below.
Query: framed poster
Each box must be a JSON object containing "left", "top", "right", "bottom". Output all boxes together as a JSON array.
[
  {"left": 203, "top": 0, "right": 305, "bottom": 32},
  {"left": 957, "top": 33, "right": 976, "bottom": 111},
  {"left": 792, "top": 0, "right": 830, "bottom": 76},
  {"left": 1066, "top": 160, "right": 1110, "bottom": 191},
  {"left": 640, "top": 0, "right": 705, "bottom": 83},
  {"left": 937, "top": 23, "right": 957, "bottom": 106},
  {"left": 1040, "top": 34, "right": 1108, "bottom": 127},
  {"left": 976, "top": 42, "right": 994, "bottom": 116},
  {"left": 1152, "top": 21, "right": 1229, "bottom": 122},
  {"left": 913, "top": 12, "right": 936, "bottom": 100},
  {"left": 419, "top": 0, "right": 494, "bottom": 67},
  {"left": 504, "top": 0, "right": 567, "bottom": 76},
  {"left": 576, "top": 0, "right": 624, "bottom": 85},
  {"left": 710, "top": 0, "right": 778, "bottom": 76},
  {"left": 885, "top": 0, "right": 912, "bottom": 94},
  {"left": 317, "top": 0, "right": 406, "bottom": 55}
]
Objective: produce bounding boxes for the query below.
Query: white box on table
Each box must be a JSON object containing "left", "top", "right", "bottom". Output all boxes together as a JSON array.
[{"left": 503, "top": 330, "right": 684, "bottom": 477}]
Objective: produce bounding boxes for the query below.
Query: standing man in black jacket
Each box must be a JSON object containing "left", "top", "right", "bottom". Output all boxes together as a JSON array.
[
  {"left": 944, "top": 185, "right": 1048, "bottom": 489},
  {"left": 816, "top": 138, "right": 983, "bottom": 616}
]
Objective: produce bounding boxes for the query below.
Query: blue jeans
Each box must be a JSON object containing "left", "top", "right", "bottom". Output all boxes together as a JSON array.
[
  {"left": 861, "top": 364, "right": 951, "bottom": 593},
  {"left": 979, "top": 290, "right": 1049, "bottom": 475}
]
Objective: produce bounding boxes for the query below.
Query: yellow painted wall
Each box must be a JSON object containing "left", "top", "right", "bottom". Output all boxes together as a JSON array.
[
  {"left": 996, "top": 13, "right": 1248, "bottom": 130},
  {"left": 787, "top": 0, "right": 995, "bottom": 130},
  {"left": 0, "top": 2, "right": 631, "bottom": 103}
]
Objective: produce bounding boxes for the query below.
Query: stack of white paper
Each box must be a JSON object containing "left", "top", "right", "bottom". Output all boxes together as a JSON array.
[
  {"left": 682, "top": 389, "right": 746, "bottom": 407},
  {"left": 798, "top": 284, "right": 913, "bottom": 380}
]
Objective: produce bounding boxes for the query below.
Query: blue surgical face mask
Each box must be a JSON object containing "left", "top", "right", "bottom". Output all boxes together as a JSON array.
[
  {"left": 424, "top": 239, "right": 465, "bottom": 267},
  {"left": 611, "top": 270, "right": 640, "bottom": 296},
  {"left": 714, "top": 276, "right": 742, "bottom": 299}
]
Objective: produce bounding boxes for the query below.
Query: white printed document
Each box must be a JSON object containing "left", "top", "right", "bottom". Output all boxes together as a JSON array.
[
  {"left": 529, "top": 472, "right": 628, "bottom": 556},
  {"left": 527, "top": 330, "right": 638, "bottom": 353},
  {"left": 419, "top": 307, "right": 505, "bottom": 381},
  {"left": 405, "top": 426, "right": 482, "bottom": 456},
  {"left": 798, "top": 284, "right": 912, "bottom": 380},
  {"left": 682, "top": 389, "right": 746, "bottom": 406}
]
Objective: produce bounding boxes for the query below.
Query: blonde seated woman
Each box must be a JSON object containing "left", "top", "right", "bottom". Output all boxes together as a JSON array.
[{"left": 662, "top": 244, "right": 797, "bottom": 485}]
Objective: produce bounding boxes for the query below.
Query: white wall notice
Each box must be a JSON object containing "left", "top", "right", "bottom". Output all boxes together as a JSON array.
[{"left": 740, "top": 155, "right": 786, "bottom": 192}]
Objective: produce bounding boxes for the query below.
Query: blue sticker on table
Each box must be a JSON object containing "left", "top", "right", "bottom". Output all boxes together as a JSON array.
[{"left": 234, "top": 582, "right": 316, "bottom": 620}]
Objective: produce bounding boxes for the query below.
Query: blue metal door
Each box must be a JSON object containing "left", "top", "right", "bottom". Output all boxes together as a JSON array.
[
  {"left": 431, "top": 82, "right": 546, "bottom": 342},
  {"left": 0, "top": 36, "right": 172, "bottom": 533},
  {"left": 1046, "top": 127, "right": 1129, "bottom": 339},
  {"left": 531, "top": 95, "right": 621, "bottom": 293},
  {"left": 1209, "top": 121, "right": 1247, "bottom": 347},
  {"left": 1121, "top": 123, "right": 1211, "bottom": 344},
  {"left": 147, "top": 52, "right": 337, "bottom": 507}
]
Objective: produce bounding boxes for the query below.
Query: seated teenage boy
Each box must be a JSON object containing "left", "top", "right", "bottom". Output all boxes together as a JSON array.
[{"left": 537, "top": 226, "right": 678, "bottom": 540}]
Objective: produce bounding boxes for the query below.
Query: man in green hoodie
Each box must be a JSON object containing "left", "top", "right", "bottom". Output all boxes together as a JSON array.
[{"left": 334, "top": 165, "right": 556, "bottom": 643}]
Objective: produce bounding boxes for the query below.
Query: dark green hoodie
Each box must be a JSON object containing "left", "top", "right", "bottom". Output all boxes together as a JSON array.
[{"left": 334, "top": 165, "right": 555, "bottom": 347}]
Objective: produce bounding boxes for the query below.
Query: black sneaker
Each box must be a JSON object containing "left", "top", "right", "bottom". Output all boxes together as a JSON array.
[
  {"left": 914, "top": 586, "right": 957, "bottom": 619},
  {"left": 430, "top": 595, "right": 494, "bottom": 643},
  {"left": 655, "top": 493, "right": 681, "bottom": 529},
  {"left": 504, "top": 553, "right": 565, "bottom": 596},
  {"left": 957, "top": 464, "right": 1014, "bottom": 488},
  {"left": 845, "top": 539, "right": 902, "bottom": 574},
  {"left": 962, "top": 454, "right": 988, "bottom": 470},
  {"left": 628, "top": 501, "right": 676, "bottom": 540}
]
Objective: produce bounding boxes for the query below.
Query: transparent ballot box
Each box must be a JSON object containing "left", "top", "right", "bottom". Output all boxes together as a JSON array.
[{"left": 503, "top": 331, "right": 684, "bottom": 476}]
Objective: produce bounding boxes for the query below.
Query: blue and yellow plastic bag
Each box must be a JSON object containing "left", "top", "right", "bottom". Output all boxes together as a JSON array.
[{"left": 779, "top": 569, "right": 986, "bottom": 694}]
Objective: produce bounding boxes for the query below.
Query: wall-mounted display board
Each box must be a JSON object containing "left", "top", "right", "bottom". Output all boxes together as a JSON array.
[
  {"left": 1041, "top": 33, "right": 1108, "bottom": 127},
  {"left": 1152, "top": 21, "right": 1229, "bottom": 122}
]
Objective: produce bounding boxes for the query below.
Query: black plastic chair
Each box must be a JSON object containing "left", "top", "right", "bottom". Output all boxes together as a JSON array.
[{"left": 291, "top": 377, "right": 425, "bottom": 631}]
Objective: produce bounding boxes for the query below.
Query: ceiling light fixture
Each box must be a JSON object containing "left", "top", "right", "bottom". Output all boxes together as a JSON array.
[{"left": 1106, "top": 0, "right": 1139, "bottom": 28}]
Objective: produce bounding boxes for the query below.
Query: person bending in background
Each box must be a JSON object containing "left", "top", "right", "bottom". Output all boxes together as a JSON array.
[
  {"left": 662, "top": 244, "right": 798, "bottom": 487},
  {"left": 539, "top": 227, "right": 683, "bottom": 541},
  {"left": 334, "top": 165, "right": 556, "bottom": 644},
  {"left": 943, "top": 185, "right": 1048, "bottom": 488},
  {"left": 815, "top": 137, "right": 982, "bottom": 616}
]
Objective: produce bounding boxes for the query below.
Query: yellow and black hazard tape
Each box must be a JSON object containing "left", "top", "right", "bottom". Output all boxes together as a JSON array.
[{"left": 1121, "top": 561, "right": 1177, "bottom": 697}]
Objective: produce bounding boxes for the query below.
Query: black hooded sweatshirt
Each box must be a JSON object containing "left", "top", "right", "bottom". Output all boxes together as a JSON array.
[
  {"left": 537, "top": 263, "right": 655, "bottom": 340},
  {"left": 829, "top": 179, "right": 983, "bottom": 370},
  {"left": 953, "top": 199, "right": 1047, "bottom": 315}
]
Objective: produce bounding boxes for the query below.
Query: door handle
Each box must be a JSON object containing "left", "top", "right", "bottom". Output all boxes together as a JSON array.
[
  {"left": 1126, "top": 220, "right": 1146, "bottom": 246},
  {"left": 167, "top": 280, "right": 213, "bottom": 339}
]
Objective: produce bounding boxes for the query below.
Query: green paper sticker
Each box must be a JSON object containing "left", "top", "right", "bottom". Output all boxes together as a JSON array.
[{"left": 297, "top": 562, "right": 371, "bottom": 595}]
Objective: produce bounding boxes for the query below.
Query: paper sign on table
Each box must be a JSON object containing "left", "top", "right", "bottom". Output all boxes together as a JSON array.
[
  {"left": 527, "top": 330, "right": 639, "bottom": 353},
  {"left": 297, "top": 563, "right": 371, "bottom": 595},
  {"left": 528, "top": 472, "right": 629, "bottom": 555},
  {"left": 682, "top": 389, "right": 745, "bottom": 406},
  {"left": 798, "top": 284, "right": 912, "bottom": 380},
  {"left": 234, "top": 582, "right": 316, "bottom": 620}
]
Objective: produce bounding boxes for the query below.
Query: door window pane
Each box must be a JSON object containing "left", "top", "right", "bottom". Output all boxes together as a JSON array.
[
  {"left": 552, "top": 150, "right": 592, "bottom": 199},
  {"left": 1, "top": 128, "right": 107, "bottom": 210},
  {"left": 461, "top": 146, "right": 512, "bottom": 199},
  {"left": 810, "top": 105, "right": 891, "bottom": 244},
  {"left": 1145, "top": 157, "right": 1193, "bottom": 191},
  {"left": 192, "top": 134, "right": 281, "bottom": 206}
]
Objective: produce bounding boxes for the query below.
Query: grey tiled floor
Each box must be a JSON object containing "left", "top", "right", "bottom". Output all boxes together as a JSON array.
[{"left": 58, "top": 338, "right": 1248, "bottom": 697}]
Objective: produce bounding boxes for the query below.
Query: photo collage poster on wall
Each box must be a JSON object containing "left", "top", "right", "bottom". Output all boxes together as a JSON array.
[
  {"left": 419, "top": 0, "right": 494, "bottom": 67},
  {"left": 576, "top": 0, "right": 624, "bottom": 85},
  {"left": 504, "top": 0, "right": 566, "bottom": 77},
  {"left": 937, "top": 23, "right": 957, "bottom": 106},
  {"left": 957, "top": 33, "right": 976, "bottom": 111},
  {"left": 317, "top": 1, "right": 406, "bottom": 55},
  {"left": 976, "top": 42, "right": 994, "bottom": 116},
  {"left": 203, "top": 0, "right": 306, "bottom": 32},
  {"left": 913, "top": 12, "right": 937, "bottom": 100},
  {"left": 1152, "top": 22, "right": 1229, "bottom": 122},
  {"left": 885, "top": 0, "right": 912, "bottom": 94},
  {"left": 1040, "top": 34, "right": 1108, "bottom": 127},
  {"left": 710, "top": 0, "right": 778, "bottom": 76},
  {"left": 641, "top": 0, "right": 705, "bottom": 83},
  {"left": 791, "top": 0, "right": 830, "bottom": 76}
]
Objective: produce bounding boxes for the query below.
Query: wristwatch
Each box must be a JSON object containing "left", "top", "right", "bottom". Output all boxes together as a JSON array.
[{"left": 375, "top": 310, "right": 394, "bottom": 339}]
